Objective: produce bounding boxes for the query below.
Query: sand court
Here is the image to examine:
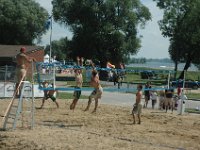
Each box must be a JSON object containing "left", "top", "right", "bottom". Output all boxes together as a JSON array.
[{"left": 0, "top": 99, "right": 200, "bottom": 150}]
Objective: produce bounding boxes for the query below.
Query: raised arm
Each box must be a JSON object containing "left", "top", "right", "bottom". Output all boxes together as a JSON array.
[
  {"left": 76, "top": 56, "right": 80, "bottom": 66},
  {"left": 76, "top": 56, "right": 84, "bottom": 73},
  {"left": 24, "top": 55, "right": 36, "bottom": 63}
]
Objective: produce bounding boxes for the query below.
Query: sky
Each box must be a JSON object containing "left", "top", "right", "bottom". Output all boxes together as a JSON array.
[{"left": 35, "top": 0, "right": 170, "bottom": 59}]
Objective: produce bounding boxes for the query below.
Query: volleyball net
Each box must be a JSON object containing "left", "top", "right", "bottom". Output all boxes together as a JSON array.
[
  {"left": 0, "top": 62, "right": 198, "bottom": 95},
  {"left": 35, "top": 62, "right": 187, "bottom": 93}
]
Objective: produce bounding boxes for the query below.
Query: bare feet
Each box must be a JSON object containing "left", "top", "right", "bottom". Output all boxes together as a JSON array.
[
  {"left": 56, "top": 104, "right": 59, "bottom": 108},
  {"left": 92, "top": 110, "right": 96, "bottom": 113},
  {"left": 84, "top": 108, "right": 89, "bottom": 111},
  {"left": 70, "top": 104, "right": 74, "bottom": 110}
]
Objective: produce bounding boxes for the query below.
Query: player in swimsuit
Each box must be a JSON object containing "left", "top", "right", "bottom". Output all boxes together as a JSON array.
[
  {"left": 70, "top": 56, "right": 83, "bottom": 110},
  {"left": 84, "top": 61, "right": 103, "bottom": 113},
  {"left": 39, "top": 81, "right": 59, "bottom": 109}
]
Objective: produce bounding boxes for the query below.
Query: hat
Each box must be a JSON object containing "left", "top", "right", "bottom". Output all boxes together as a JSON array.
[{"left": 20, "top": 47, "right": 26, "bottom": 53}]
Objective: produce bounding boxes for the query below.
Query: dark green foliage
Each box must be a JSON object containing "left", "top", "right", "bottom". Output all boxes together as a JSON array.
[
  {"left": 52, "top": 0, "right": 151, "bottom": 67},
  {"left": 0, "top": 0, "right": 49, "bottom": 45},
  {"left": 154, "top": 0, "right": 200, "bottom": 78}
]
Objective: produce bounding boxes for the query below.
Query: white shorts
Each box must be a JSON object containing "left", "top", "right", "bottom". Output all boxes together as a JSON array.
[{"left": 89, "top": 87, "right": 103, "bottom": 99}]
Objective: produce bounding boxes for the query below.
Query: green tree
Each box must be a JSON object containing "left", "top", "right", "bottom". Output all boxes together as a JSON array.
[
  {"left": 0, "top": 0, "right": 49, "bottom": 45},
  {"left": 154, "top": 0, "right": 200, "bottom": 79},
  {"left": 52, "top": 0, "right": 151, "bottom": 67},
  {"left": 45, "top": 37, "right": 70, "bottom": 61}
]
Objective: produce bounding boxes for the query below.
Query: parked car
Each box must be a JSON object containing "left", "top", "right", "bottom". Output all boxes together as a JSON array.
[
  {"left": 171, "top": 80, "right": 199, "bottom": 89},
  {"left": 140, "top": 71, "right": 157, "bottom": 79}
]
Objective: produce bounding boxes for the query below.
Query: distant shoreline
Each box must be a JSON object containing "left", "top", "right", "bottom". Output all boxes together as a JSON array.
[{"left": 127, "top": 61, "right": 198, "bottom": 71}]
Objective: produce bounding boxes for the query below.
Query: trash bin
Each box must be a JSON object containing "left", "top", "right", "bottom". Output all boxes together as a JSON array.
[
  {"left": 177, "top": 99, "right": 185, "bottom": 115},
  {"left": 177, "top": 94, "right": 187, "bottom": 115}
]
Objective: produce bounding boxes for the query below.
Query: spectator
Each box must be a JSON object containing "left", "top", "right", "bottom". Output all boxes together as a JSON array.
[
  {"left": 143, "top": 82, "right": 151, "bottom": 108},
  {"left": 150, "top": 91, "right": 158, "bottom": 109},
  {"left": 132, "top": 84, "right": 143, "bottom": 124},
  {"left": 159, "top": 87, "right": 165, "bottom": 110},
  {"left": 164, "top": 88, "right": 174, "bottom": 113}
]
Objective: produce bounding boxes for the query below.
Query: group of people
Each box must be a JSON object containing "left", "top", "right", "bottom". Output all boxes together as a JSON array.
[
  {"left": 15, "top": 47, "right": 179, "bottom": 126},
  {"left": 39, "top": 56, "right": 103, "bottom": 113},
  {"left": 15, "top": 47, "right": 103, "bottom": 113},
  {"left": 69, "top": 56, "right": 103, "bottom": 113},
  {"left": 107, "top": 62, "right": 125, "bottom": 89},
  {"left": 132, "top": 82, "right": 178, "bottom": 125},
  {"left": 143, "top": 82, "right": 175, "bottom": 112}
]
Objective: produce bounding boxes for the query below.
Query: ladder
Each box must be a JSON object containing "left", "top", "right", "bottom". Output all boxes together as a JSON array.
[{"left": 2, "top": 80, "right": 35, "bottom": 130}]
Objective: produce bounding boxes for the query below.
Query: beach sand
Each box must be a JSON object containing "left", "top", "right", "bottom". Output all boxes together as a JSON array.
[{"left": 0, "top": 99, "right": 200, "bottom": 150}]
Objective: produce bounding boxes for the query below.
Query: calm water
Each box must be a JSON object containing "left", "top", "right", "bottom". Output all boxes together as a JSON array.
[{"left": 127, "top": 61, "right": 198, "bottom": 71}]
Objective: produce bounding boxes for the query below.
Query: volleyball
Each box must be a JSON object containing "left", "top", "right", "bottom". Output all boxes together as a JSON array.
[{"left": 85, "top": 59, "right": 92, "bottom": 66}]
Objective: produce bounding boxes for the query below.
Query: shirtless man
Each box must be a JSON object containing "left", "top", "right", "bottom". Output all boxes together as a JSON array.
[
  {"left": 15, "top": 47, "right": 36, "bottom": 96},
  {"left": 70, "top": 56, "right": 83, "bottom": 110},
  {"left": 84, "top": 61, "right": 103, "bottom": 113},
  {"left": 132, "top": 84, "right": 143, "bottom": 124}
]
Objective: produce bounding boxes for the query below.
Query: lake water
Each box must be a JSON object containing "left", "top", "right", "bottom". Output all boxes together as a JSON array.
[{"left": 127, "top": 61, "right": 198, "bottom": 71}]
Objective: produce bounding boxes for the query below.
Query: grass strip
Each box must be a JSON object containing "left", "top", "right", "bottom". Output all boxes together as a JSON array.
[
  {"left": 57, "top": 92, "right": 88, "bottom": 99},
  {"left": 185, "top": 108, "right": 200, "bottom": 114}
]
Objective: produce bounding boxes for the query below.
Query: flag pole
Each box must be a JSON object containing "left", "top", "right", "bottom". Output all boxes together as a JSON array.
[{"left": 49, "top": 15, "right": 53, "bottom": 63}]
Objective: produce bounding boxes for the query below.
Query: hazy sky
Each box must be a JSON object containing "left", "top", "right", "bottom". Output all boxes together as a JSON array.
[{"left": 36, "top": 0, "right": 170, "bottom": 59}]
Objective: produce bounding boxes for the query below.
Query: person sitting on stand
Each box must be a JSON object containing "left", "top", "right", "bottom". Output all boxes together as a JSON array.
[{"left": 15, "top": 47, "right": 36, "bottom": 97}]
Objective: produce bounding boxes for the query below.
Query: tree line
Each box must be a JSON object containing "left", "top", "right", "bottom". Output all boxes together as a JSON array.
[
  {"left": 153, "top": 0, "right": 200, "bottom": 78},
  {"left": 128, "top": 58, "right": 146, "bottom": 64},
  {"left": 0, "top": 0, "right": 200, "bottom": 78}
]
